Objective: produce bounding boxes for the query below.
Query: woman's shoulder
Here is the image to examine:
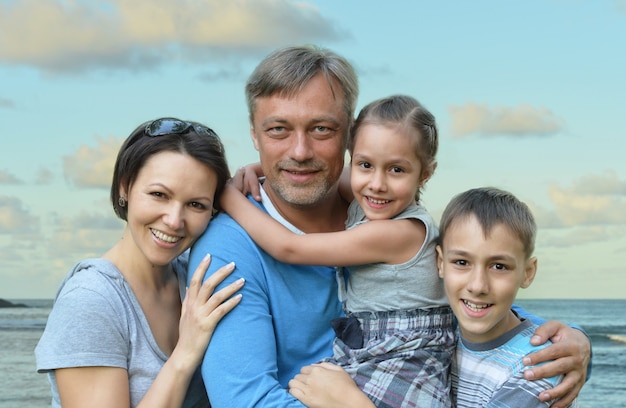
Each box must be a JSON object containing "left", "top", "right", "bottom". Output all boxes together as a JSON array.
[{"left": 53, "top": 258, "right": 127, "bottom": 303}]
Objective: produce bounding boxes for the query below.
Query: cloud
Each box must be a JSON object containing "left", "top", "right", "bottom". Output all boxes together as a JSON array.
[
  {"left": 563, "top": 169, "right": 626, "bottom": 195},
  {"left": 548, "top": 170, "right": 626, "bottom": 227},
  {"left": 448, "top": 103, "right": 565, "bottom": 138},
  {"left": 53, "top": 210, "right": 122, "bottom": 230},
  {"left": 46, "top": 210, "right": 123, "bottom": 262},
  {"left": 197, "top": 65, "right": 246, "bottom": 82},
  {"left": 62, "top": 135, "right": 122, "bottom": 188},
  {"left": 0, "top": 0, "right": 346, "bottom": 74},
  {"left": 540, "top": 225, "right": 620, "bottom": 248},
  {"left": 0, "top": 170, "right": 23, "bottom": 184},
  {"left": 0, "top": 97, "right": 15, "bottom": 109},
  {"left": 35, "top": 167, "right": 55, "bottom": 185},
  {"left": 0, "top": 195, "right": 40, "bottom": 234}
]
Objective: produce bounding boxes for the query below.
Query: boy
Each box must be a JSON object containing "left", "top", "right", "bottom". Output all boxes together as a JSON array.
[{"left": 436, "top": 187, "right": 578, "bottom": 407}]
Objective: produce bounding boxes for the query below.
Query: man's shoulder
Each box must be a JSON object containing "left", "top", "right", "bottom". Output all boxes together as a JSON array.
[{"left": 195, "top": 212, "right": 248, "bottom": 242}]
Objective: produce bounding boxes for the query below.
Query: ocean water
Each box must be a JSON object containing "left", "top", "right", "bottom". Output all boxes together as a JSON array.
[{"left": 1, "top": 299, "right": 624, "bottom": 407}]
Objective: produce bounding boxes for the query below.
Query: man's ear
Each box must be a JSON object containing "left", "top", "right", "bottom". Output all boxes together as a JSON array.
[{"left": 250, "top": 126, "right": 260, "bottom": 151}]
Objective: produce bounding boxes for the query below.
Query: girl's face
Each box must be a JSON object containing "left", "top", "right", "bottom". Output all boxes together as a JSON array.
[
  {"left": 350, "top": 123, "right": 424, "bottom": 221},
  {"left": 123, "top": 151, "right": 217, "bottom": 266}
]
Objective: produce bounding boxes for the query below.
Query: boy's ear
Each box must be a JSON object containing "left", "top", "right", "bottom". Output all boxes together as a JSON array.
[
  {"left": 436, "top": 245, "right": 444, "bottom": 278},
  {"left": 520, "top": 257, "right": 538, "bottom": 288}
]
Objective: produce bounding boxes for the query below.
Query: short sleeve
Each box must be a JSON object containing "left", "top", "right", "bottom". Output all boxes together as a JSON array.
[{"left": 36, "top": 271, "right": 129, "bottom": 372}]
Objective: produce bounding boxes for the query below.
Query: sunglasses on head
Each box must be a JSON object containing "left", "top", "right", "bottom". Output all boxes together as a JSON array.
[{"left": 144, "top": 118, "right": 221, "bottom": 146}]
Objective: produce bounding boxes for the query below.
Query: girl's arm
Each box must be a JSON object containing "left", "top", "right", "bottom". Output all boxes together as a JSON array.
[
  {"left": 220, "top": 183, "right": 424, "bottom": 266},
  {"left": 231, "top": 163, "right": 264, "bottom": 202},
  {"left": 338, "top": 166, "right": 354, "bottom": 203},
  {"left": 56, "top": 259, "right": 244, "bottom": 408}
]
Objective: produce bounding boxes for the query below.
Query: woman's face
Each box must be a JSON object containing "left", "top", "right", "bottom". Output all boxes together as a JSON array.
[{"left": 123, "top": 151, "right": 217, "bottom": 266}]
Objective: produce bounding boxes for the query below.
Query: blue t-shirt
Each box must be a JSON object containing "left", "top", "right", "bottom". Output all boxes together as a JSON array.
[{"left": 189, "top": 192, "right": 343, "bottom": 408}]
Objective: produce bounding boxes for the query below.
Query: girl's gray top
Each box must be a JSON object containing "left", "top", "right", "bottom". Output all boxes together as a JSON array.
[{"left": 339, "top": 201, "right": 449, "bottom": 313}]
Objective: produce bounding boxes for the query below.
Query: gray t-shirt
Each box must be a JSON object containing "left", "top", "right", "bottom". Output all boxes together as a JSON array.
[
  {"left": 340, "top": 201, "right": 448, "bottom": 312},
  {"left": 35, "top": 254, "right": 208, "bottom": 408}
]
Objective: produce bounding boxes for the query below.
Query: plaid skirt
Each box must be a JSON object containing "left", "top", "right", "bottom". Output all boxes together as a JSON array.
[{"left": 324, "top": 306, "right": 456, "bottom": 408}]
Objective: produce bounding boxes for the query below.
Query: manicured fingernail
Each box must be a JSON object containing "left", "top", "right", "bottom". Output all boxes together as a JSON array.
[{"left": 202, "top": 253, "right": 211, "bottom": 262}]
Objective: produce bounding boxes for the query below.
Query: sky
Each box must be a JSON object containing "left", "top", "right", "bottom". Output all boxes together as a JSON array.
[{"left": 1, "top": 0, "right": 625, "bottom": 300}]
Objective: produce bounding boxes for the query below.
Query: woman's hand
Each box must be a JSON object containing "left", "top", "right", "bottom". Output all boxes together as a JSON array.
[
  {"left": 288, "top": 362, "right": 375, "bottom": 408},
  {"left": 175, "top": 254, "right": 244, "bottom": 369},
  {"left": 523, "top": 320, "right": 591, "bottom": 408}
]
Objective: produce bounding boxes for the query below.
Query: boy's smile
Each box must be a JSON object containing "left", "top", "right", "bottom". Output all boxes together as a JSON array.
[{"left": 437, "top": 214, "right": 536, "bottom": 343}]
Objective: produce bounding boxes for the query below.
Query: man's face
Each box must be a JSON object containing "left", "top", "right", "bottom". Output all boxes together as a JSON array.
[{"left": 250, "top": 73, "right": 349, "bottom": 208}]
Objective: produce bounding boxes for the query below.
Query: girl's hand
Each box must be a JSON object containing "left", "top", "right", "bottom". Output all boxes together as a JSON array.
[
  {"left": 175, "top": 254, "right": 244, "bottom": 369},
  {"left": 230, "top": 163, "right": 264, "bottom": 201},
  {"left": 288, "top": 362, "right": 375, "bottom": 408}
]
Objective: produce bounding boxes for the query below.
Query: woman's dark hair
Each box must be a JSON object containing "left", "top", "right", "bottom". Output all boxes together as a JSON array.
[{"left": 110, "top": 118, "right": 230, "bottom": 221}]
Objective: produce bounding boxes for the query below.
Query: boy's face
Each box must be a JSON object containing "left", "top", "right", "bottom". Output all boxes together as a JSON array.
[{"left": 437, "top": 214, "right": 537, "bottom": 343}]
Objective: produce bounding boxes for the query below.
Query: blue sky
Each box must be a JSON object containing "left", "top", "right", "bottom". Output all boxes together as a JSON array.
[{"left": 1, "top": 0, "right": 625, "bottom": 299}]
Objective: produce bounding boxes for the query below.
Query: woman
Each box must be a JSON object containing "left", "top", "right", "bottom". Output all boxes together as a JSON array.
[{"left": 36, "top": 117, "right": 244, "bottom": 407}]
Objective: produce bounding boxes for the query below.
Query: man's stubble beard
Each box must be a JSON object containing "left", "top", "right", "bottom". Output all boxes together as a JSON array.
[{"left": 267, "top": 176, "right": 334, "bottom": 208}]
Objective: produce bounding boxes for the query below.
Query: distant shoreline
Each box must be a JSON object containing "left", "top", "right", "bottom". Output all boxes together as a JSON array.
[{"left": 0, "top": 298, "right": 28, "bottom": 308}]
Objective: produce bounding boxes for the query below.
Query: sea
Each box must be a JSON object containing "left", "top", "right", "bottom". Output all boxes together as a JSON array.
[{"left": 0, "top": 299, "right": 624, "bottom": 407}]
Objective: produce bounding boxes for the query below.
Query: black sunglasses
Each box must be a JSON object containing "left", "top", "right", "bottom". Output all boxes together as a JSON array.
[{"left": 144, "top": 118, "right": 222, "bottom": 150}]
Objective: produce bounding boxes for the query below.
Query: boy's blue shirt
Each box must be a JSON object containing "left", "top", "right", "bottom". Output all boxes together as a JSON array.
[{"left": 512, "top": 304, "right": 592, "bottom": 380}]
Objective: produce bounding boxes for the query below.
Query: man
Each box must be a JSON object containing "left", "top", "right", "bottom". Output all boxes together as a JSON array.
[{"left": 189, "top": 45, "right": 590, "bottom": 408}]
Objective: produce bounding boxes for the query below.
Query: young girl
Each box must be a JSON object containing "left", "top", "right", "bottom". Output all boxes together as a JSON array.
[{"left": 221, "top": 95, "right": 455, "bottom": 407}]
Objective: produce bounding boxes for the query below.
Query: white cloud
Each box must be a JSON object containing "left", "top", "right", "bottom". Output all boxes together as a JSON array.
[
  {"left": 548, "top": 170, "right": 626, "bottom": 226},
  {"left": 448, "top": 102, "right": 565, "bottom": 138},
  {"left": 35, "top": 168, "right": 55, "bottom": 185},
  {"left": 62, "top": 135, "right": 122, "bottom": 188},
  {"left": 540, "top": 225, "right": 620, "bottom": 248},
  {"left": 0, "top": 170, "right": 23, "bottom": 184},
  {"left": 564, "top": 169, "right": 626, "bottom": 196},
  {"left": 0, "top": 195, "right": 39, "bottom": 234},
  {"left": 0, "top": 0, "right": 345, "bottom": 73}
]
